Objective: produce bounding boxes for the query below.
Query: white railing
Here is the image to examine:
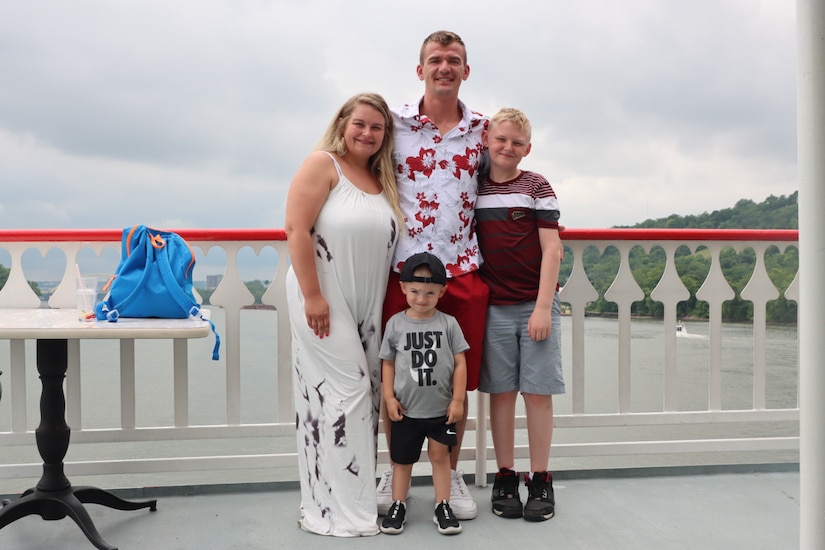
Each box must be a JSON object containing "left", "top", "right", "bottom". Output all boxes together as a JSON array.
[{"left": 0, "top": 228, "right": 800, "bottom": 488}]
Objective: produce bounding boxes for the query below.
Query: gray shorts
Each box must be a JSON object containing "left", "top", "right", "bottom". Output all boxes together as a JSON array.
[{"left": 479, "top": 293, "right": 565, "bottom": 395}]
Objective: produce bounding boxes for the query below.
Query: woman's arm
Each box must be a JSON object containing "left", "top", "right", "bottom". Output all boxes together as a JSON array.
[{"left": 284, "top": 151, "right": 336, "bottom": 337}]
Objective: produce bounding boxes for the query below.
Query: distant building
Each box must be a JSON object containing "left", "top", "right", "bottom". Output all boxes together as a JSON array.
[{"left": 206, "top": 274, "right": 223, "bottom": 290}]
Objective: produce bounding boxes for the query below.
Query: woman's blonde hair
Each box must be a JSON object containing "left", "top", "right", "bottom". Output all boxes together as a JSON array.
[{"left": 317, "top": 93, "right": 402, "bottom": 223}]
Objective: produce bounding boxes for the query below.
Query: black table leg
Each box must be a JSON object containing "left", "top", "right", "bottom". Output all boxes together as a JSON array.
[{"left": 0, "top": 339, "right": 157, "bottom": 550}]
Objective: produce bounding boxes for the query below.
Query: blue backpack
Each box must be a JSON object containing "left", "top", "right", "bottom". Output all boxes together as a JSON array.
[{"left": 95, "top": 225, "right": 220, "bottom": 360}]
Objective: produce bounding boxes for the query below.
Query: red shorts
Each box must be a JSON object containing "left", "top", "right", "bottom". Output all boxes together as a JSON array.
[{"left": 383, "top": 270, "right": 489, "bottom": 391}]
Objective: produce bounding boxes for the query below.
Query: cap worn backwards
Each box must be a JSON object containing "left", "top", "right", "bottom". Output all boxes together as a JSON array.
[{"left": 399, "top": 252, "right": 447, "bottom": 286}]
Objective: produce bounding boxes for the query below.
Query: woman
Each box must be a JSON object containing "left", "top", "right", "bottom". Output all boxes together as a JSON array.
[{"left": 284, "top": 93, "right": 401, "bottom": 537}]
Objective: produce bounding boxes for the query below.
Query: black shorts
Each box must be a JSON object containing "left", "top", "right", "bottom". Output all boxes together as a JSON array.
[{"left": 389, "top": 415, "right": 457, "bottom": 465}]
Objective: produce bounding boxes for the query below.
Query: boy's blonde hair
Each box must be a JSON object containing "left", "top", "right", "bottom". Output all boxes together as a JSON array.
[{"left": 489, "top": 107, "right": 532, "bottom": 141}]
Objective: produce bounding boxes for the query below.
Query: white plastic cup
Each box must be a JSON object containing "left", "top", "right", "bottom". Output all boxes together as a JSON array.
[{"left": 76, "top": 276, "right": 98, "bottom": 322}]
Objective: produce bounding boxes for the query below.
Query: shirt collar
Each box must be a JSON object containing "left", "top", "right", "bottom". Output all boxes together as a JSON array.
[{"left": 396, "top": 97, "right": 485, "bottom": 133}]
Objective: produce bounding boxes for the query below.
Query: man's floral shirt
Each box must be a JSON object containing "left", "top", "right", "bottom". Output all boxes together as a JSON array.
[{"left": 391, "top": 99, "right": 488, "bottom": 277}]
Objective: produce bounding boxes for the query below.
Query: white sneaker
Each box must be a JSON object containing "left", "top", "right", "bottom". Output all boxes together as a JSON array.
[
  {"left": 376, "top": 469, "right": 411, "bottom": 515},
  {"left": 449, "top": 469, "right": 477, "bottom": 520}
]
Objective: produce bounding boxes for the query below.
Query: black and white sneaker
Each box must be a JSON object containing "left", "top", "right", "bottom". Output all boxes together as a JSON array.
[
  {"left": 523, "top": 471, "right": 555, "bottom": 522},
  {"left": 433, "top": 500, "right": 462, "bottom": 535},
  {"left": 380, "top": 500, "right": 406, "bottom": 534},
  {"left": 491, "top": 468, "right": 523, "bottom": 518}
]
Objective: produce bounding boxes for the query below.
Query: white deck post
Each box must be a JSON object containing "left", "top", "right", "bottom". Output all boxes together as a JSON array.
[{"left": 797, "top": 0, "right": 825, "bottom": 546}]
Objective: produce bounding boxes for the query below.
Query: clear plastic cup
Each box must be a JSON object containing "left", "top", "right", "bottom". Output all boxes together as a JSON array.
[{"left": 76, "top": 276, "right": 98, "bottom": 322}]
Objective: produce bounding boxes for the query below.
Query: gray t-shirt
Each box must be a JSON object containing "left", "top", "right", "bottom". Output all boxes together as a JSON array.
[{"left": 379, "top": 309, "right": 470, "bottom": 418}]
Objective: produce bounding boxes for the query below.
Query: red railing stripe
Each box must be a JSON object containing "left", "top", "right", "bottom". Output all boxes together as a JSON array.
[
  {"left": 564, "top": 228, "right": 798, "bottom": 241},
  {"left": 0, "top": 227, "right": 797, "bottom": 243},
  {"left": 0, "top": 228, "right": 287, "bottom": 242}
]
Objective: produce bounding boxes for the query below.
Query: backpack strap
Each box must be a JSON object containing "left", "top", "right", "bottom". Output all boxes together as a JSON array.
[{"left": 156, "top": 243, "right": 221, "bottom": 361}]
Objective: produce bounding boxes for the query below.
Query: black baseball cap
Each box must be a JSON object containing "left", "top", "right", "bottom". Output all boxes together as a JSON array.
[{"left": 399, "top": 252, "right": 447, "bottom": 286}]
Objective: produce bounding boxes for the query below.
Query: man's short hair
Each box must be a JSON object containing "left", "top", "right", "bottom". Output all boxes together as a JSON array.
[{"left": 420, "top": 30, "right": 467, "bottom": 64}]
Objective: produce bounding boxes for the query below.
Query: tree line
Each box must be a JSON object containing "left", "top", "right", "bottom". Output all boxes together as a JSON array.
[{"left": 558, "top": 192, "right": 799, "bottom": 323}]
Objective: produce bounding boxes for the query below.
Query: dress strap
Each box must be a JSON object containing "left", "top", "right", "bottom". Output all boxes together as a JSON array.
[{"left": 322, "top": 151, "right": 344, "bottom": 179}]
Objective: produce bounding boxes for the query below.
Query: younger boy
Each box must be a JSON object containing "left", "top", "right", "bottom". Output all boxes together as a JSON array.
[
  {"left": 475, "top": 108, "right": 565, "bottom": 522},
  {"left": 379, "top": 252, "right": 469, "bottom": 535}
]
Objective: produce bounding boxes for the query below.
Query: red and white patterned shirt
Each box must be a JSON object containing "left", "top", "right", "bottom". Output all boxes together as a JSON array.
[{"left": 391, "top": 99, "right": 488, "bottom": 277}]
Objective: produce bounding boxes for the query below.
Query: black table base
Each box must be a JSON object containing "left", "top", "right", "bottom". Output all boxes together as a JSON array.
[{"left": 0, "top": 339, "right": 157, "bottom": 550}]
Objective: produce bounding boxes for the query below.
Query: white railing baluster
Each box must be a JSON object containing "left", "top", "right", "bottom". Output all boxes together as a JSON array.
[
  {"left": 0, "top": 246, "right": 40, "bottom": 308},
  {"left": 260, "top": 241, "right": 292, "bottom": 422},
  {"left": 650, "top": 243, "right": 691, "bottom": 410},
  {"left": 173, "top": 339, "right": 189, "bottom": 427},
  {"left": 696, "top": 242, "right": 736, "bottom": 410},
  {"left": 120, "top": 339, "right": 136, "bottom": 429},
  {"left": 209, "top": 242, "right": 255, "bottom": 425},
  {"left": 10, "top": 340, "right": 27, "bottom": 433},
  {"left": 604, "top": 243, "right": 645, "bottom": 412},
  {"left": 784, "top": 271, "right": 800, "bottom": 408},
  {"left": 66, "top": 340, "right": 82, "bottom": 429},
  {"left": 741, "top": 244, "right": 781, "bottom": 410},
  {"left": 559, "top": 242, "right": 599, "bottom": 414}
]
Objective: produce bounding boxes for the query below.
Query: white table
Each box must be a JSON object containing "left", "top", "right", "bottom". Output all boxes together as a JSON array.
[{"left": 0, "top": 309, "right": 210, "bottom": 550}]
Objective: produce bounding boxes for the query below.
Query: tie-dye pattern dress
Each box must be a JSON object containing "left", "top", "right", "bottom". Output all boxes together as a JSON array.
[{"left": 286, "top": 154, "right": 398, "bottom": 537}]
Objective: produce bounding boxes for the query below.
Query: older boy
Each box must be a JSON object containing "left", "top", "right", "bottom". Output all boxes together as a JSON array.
[{"left": 475, "top": 108, "right": 564, "bottom": 522}]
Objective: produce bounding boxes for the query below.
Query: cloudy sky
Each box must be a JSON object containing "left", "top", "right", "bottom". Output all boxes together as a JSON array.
[{"left": 0, "top": 0, "right": 798, "bottom": 274}]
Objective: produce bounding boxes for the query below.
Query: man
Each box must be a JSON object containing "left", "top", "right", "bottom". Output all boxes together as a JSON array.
[{"left": 379, "top": 30, "right": 489, "bottom": 521}]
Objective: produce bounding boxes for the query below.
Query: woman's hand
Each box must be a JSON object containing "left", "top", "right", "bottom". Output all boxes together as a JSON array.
[
  {"left": 304, "top": 294, "right": 330, "bottom": 338},
  {"left": 285, "top": 151, "right": 338, "bottom": 340}
]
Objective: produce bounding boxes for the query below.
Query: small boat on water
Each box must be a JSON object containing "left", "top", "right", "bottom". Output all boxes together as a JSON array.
[{"left": 676, "top": 321, "right": 687, "bottom": 336}]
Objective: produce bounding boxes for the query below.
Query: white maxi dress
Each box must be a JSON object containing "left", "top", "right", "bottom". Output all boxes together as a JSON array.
[{"left": 286, "top": 154, "right": 398, "bottom": 536}]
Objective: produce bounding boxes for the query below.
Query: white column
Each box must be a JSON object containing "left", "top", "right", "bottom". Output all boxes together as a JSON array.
[{"left": 797, "top": 0, "right": 825, "bottom": 546}]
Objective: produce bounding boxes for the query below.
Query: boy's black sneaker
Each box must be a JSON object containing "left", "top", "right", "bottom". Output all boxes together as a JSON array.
[
  {"left": 380, "top": 500, "right": 406, "bottom": 534},
  {"left": 491, "top": 468, "right": 523, "bottom": 518},
  {"left": 433, "top": 500, "right": 462, "bottom": 535},
  {"left": 523, "top": 471, "right": 555, "bottom": 522}
]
